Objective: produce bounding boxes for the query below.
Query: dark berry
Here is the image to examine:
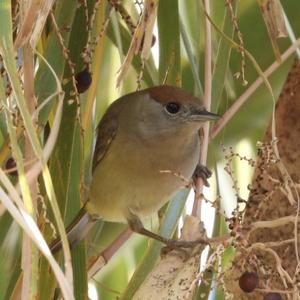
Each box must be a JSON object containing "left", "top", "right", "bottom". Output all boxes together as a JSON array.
[
  {"left": 75, "top": 69, "right": 92, "bottom": 93},
  {"left": 139, "top": 34, "right": 156, "bottom": 52},
  {"left": 264, "top": 293, "right": 282, "bottom": 300},
  {"left": 150, "top": 35, "right": 156, "bottom": 47},
  {"left": 5, "top": 157, "right": 18, "bottom": 176},
  {"left": 239, "top": 271, "right": 259, "bottom": 293}
]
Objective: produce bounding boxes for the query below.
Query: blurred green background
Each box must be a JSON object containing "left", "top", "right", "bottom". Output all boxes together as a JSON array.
[{"left": 0, "top": 0, "right": 299, "bottom": 299}]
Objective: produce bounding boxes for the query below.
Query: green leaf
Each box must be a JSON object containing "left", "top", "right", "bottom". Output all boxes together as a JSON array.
[
  {"left": 157, "top": 0, "right": 181, "bottom": 85},
  {"left": 35, "top": 0, "right": 78, "bottom": 124},
  {"left": 211, "top": 2, "right": 236, "bottom": 112}
]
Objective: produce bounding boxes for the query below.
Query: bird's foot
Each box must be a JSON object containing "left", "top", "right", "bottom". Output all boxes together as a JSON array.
[
  {"left": 193, "top": 164, "right": 212, "bottom": 187},
  {"left": 127, "top": 215, "right": 207, "bottom": 258}
]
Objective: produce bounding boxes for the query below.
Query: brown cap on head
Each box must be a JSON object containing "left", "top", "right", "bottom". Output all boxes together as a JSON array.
[{"left": 146, "top": 85, "right": 202, "bottom": 106}]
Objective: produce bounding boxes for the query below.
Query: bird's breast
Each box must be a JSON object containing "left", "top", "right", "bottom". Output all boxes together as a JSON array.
[{"left": 88, "top": 132, "right": 200, "bottom": 222}]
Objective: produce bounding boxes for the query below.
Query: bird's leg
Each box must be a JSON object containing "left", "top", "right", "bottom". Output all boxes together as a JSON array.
[
  {"left": 127, "top": 215, "right": 202, "bottom": 249},
  {"left": 193, "top": 164, "right": 212, "bottom": 187}
]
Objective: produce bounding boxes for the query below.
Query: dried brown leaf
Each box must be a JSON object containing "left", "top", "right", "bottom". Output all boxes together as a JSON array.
[
  {"left": 116, "top": 0, "right": 158, "bottom": 87},
  {"left": 258, "top": 0, "right": 288, "bottom": 62},
  {"left": 14, "top": 0, "right": 56, "bottom": 50}
]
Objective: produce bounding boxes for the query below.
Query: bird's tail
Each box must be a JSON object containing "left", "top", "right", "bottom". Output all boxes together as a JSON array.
[{"left": 50, "top": 206, "right": 97, "bottom": 253}]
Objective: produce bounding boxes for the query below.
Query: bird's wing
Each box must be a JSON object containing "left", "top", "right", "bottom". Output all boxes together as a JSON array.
[{"left": 92, "top": 102, "right": 121, "bottom": 171}]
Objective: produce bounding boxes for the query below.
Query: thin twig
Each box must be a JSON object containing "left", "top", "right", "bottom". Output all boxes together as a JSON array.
[
  {"left": 210, "top": 37, "right": 300, "bottom": 139},
  {"left": 192, "top": 0, "right": 212, "bottom": 218},
  {"left": 88, "top": 228, "right": 132, "bottom": 278}
]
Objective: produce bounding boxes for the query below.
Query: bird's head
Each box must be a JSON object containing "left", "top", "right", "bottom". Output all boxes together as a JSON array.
[{"left": 121, "top": 85, "right": 220, "bottom": 139}]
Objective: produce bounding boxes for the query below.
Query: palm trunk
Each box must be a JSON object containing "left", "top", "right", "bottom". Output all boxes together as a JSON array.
[{"left": 226, "top": 58, "right": 300, "bottom": 299}]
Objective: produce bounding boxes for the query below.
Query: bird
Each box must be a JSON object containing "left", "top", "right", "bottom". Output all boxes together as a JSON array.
[{"left": 50, "top": 85, "right": 219, "bottom": 252}]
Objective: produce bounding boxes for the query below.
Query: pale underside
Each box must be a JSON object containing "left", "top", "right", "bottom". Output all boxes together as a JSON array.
[{"left": 88, "top": 124, "right": 200, "bottom": 222}]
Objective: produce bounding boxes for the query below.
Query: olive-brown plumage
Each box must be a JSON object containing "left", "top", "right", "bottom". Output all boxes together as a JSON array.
[{"left": 51, "top": 85, "right": 219, "bottom": 252}]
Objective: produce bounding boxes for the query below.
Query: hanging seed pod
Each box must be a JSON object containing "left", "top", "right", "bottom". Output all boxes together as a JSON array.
[
  {"left": 75, "top": 69, "right": 92, "bottom": 93},
  {"left": 239, "top": 271, "right": 259, "bottom": 293},
  {"left": 139, "top": 34, "right": 156, "bottom": 52},
  {"left": 5, "top": 157, "right": 18, "bottom": 176}
]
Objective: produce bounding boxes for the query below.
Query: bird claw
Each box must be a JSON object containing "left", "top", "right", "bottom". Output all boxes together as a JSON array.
[{"left": 193, "top": 164, "right": 212, "bottom": 187}]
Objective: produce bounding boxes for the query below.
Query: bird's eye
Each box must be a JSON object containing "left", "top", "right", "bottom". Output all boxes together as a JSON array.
[{"left": 165, "top": 102, "right": 181, "bottom": 114}]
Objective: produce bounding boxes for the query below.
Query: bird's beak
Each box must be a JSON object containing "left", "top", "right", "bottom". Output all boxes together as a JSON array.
[{"left": 189, "top": 109, "right": 221, "bottom": 122}]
